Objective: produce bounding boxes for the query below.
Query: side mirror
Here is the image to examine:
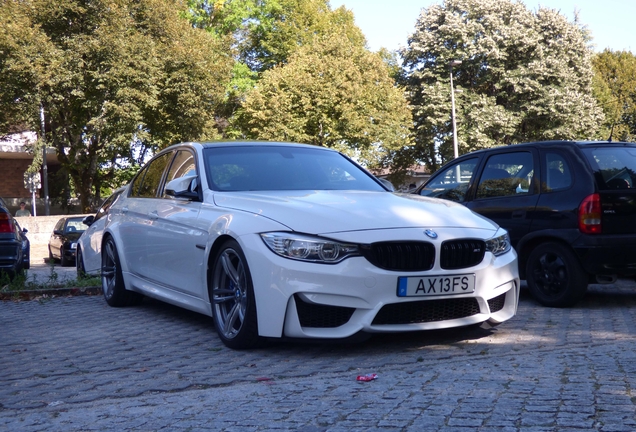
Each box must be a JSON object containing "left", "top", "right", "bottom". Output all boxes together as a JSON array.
[
  {"left": 165, "top": 175, "right": 199, "bottom": 200},
  {"left": 82, "top": 215, "right": 95, "bottom": 227},
  {"left": 22, "top": 227, "right": 28, "bottom": 234},
  {"left": 53, "top": 229, "right": 63, "bottom": 235}
]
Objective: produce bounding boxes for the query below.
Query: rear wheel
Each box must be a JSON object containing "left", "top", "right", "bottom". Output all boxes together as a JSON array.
[
  {"left": 209, "top": 240, "right": 261, "bottom": 349},
  {"left": 101, "top": 236, "right": 142, "bottom": 307},
  {"left": 526, "top": 242, "right": 587, "bottom": 307}
]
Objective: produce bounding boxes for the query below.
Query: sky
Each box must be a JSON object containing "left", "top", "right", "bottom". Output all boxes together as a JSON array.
[{"left": 329, "top": 0, "right": 635, "bottom": 53}]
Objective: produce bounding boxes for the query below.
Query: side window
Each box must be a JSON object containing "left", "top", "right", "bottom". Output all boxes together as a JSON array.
[
  {"left": 419, "top": 158, "right": 478, "bottom": 202},
  {"left": 94, "top": 190, "right": 122, "bottom": 222},
  {"left": 54, "top": 219, "right": 64, "bottom": 232},
  {"left": 134, "top": 153, "right": 172, "bottom": 198},
  {"left": 162, "top": 150, "right": 197, "bottom": 197},
  {"left": 544, "top": 152, "right": 572, "bottom": 192},
  {"left": 476, "top": 152, "right": 534, "bottom": 199},
  {"left": 129, "top": 165, "right": 147, "bottom": 198}
]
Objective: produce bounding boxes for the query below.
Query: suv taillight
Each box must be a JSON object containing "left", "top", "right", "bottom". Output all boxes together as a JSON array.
[
  {"left": 0, "top": 213, "right": 15, "bottom": 233},
  {"left": 579, "top": 193, "right": 601, "bottom": 234}
]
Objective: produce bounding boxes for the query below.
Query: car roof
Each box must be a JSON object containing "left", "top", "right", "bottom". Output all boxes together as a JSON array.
[
  {"left": 455, "top": 140, "right": 636, "bottom": 159},
  {"left": 197, "top": 141, "right": 337, "bottom": 152}
]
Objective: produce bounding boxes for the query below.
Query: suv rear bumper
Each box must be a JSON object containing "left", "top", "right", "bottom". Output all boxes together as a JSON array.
[{"left": 573, "top": 234, "right": 636, "bottom": 276}]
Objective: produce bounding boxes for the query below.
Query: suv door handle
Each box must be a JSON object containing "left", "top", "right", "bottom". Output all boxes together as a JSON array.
[
  {"left": 149, "top": 211, "right": 158, "bottom": 220},
  {"left": 512, "top": 210, "right": 526, "bottom": 219}
]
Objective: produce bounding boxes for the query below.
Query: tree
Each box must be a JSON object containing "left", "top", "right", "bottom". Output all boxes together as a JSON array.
[
  {"left": 0, "top": 0, "right": 233, "bottom": 211},
  {"left": 184, "top": 0, "right": 366, "bottom": 137},
  {"left": 186, "top": 0, "right": 365, "bottom": 71},
  {"left": 592, "top": 50, "right": 636, "bottom": 142},
  {"left": 401, "top": 0, "right": 604, "bottom": 171},
  {"left": 237, "top": 32, "right": 413, "bottom": 174}
]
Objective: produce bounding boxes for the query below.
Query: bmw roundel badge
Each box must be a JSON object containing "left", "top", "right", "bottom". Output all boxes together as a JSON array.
[{"left": 424, "top": 229, "right": 438, "bottom": 239}]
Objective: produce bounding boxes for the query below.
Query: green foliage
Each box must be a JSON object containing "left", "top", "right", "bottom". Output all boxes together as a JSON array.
[
  {"left": 592, "top": 50, "right": 636, "bottom": 142},
  {"left": 237, "top": 32, "right": 413, "bottom": 172},
  {"left": 184, "top": 0, "right": 367, "bottom": 137},
  {"left": 186, "top": 0, "right": 366, "bottom": 72},
  {"left": 0, "top": 0, "right": 233, "bottom": 212},
  {"left": 402, "top": 0, "right": 603, "bottom": 170}
]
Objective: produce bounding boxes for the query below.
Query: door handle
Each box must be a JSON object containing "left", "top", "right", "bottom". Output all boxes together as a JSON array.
[
  {"left": 149, "top": 211, "right": 158, "bottom": 220},
  {"left": 511, "top": 210, "right": 526, "bottom": 219},
  {"left": 122, "top": 206, "right": 129, "bottom": 214}
]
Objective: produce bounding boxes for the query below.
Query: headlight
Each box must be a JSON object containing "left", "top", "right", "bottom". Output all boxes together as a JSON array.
[
  {"left": 261, "top": 233, "right": 359, "bottom": 264},
  {"left": 485, "top": 229, "right": 511, "bottom": 256}
]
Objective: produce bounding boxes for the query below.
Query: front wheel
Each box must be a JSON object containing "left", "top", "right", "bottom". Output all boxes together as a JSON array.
[
  {"left": 101, "top": 236, "right": 142, "bottom": 307},
  {"left": 526, "top": 242, "right": 587, "bottom": 307},
  {"left": 76, "top": 247, "right": 87, "bottom": 279},
  {"left": 60, "top": 247, "right": 69, "bottom": 267},
  {"left": 209, "top": 240, "right": 261, "bottom": 349}
]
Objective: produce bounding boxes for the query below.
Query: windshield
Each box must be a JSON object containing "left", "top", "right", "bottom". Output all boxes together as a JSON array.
[
  {"left": 582, "top": 147, "right": 636, "bottom": 190},
  {"left": 65, "top": 218, "right": 86, "bottom": 233},
  {"left": 203, "top": 146, "right": 385, "bottom": 192}
]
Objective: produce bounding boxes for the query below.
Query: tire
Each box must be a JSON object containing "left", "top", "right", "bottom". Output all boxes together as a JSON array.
[
  {"left": 101, "top": 236, "right": 142, "bottom": 307},
  {"left": 76, "top": 247, "right": 87, "bottom": 279},
  {"left": 209, "top": 240, "right": 261, "bottom": 349},
  {"left": 60, "top": 247, "right": 69, "bottom": 267},
  {"left": 526, "top": 242, "right": 587, "bottom": 307}
]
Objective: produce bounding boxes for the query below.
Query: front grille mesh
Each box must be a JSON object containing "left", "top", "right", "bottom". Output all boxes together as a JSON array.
[
  {"left": 441, "top": 239, "right": 486, "bottom": 270},
  {"left": 294, "top": 294, "right": 355, "bottom": 328},
  {"left": 372, "top": 297, "right": 481, "bottom": 325},
  {"left": 488, "top": 293, "right": 506, "bottom": 313},
  {"left": 360, "top": 241, "right": 434, "bottom": 271}
]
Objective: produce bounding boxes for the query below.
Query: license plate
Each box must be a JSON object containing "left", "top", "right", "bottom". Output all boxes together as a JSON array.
[{"left": 397, "top": 274, "right": 475, "bottom": 297}]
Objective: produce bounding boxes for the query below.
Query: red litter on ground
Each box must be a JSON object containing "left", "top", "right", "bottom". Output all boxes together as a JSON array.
[{"left": 356, "top": 373, "right": 378, "bottom": 382}]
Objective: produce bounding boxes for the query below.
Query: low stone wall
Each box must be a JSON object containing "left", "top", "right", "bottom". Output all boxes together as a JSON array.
[{"left": 15, "top": 215, "right": 92, "bottom": 244}]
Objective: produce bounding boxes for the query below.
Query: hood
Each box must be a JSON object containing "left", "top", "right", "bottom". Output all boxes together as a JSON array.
[{"left": 213, "top": 190, "right": 496, "bottom": 234}]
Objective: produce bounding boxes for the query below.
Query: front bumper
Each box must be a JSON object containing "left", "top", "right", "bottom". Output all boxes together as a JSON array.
[{"left": 240, "top": 230, "right": 520, "bottom": 340}]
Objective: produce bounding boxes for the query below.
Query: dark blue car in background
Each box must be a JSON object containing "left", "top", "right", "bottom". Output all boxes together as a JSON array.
[{"left": 0, "top": 197, "right": 30, "bottom": 278}]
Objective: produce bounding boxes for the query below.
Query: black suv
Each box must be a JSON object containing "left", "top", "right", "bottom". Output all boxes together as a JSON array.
[{"left": 415, "top": 140, "right": 636, "bottom": 307}]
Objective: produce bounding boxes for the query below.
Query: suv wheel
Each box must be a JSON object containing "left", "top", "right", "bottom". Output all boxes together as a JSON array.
[{"left": 526, "top": 242, "right": 587, "bottom": 307}]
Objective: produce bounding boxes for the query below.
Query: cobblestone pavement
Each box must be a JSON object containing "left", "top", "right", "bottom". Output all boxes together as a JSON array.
[{"left": 2, "top": 281, "right": 636, "bottom": 431}]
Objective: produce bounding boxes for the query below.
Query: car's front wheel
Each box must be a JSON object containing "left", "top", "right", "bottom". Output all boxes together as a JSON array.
[
  {"left": 101, "top": 236, "right": 142, "bottom": 307},
  {"left": 209, "top": 240, "right": 261, "bottom": 349},
  {"left": 76, "top": 247, "right": 86, "bottom": 279},
  {"left": 526, "top": 242, "right": 587, "bottom": 307},
  {"left": 60, "top": 247, "right": 69, "bottom": 267}
]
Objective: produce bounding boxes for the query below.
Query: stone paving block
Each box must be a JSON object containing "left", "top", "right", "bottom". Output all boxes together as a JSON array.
[{"left": 3, "top": 283, "right": 636, "bottom": 430}]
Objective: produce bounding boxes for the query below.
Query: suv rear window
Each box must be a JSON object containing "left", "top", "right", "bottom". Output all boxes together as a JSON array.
[{"left": 581, "top": 147, "right": 636, "bottom": 190}]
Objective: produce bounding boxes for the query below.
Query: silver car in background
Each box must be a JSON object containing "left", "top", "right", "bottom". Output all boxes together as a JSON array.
[{"left": 76, "top": 188, "right": 125, "bottom": 278}]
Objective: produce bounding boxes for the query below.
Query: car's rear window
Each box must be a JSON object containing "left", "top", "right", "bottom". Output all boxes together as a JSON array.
[
  {"left": 203, "top": 146, "right": 385, "bottom": 192},
  {"left": 581, "top": 147, "right": 636, "bottom": 190}
]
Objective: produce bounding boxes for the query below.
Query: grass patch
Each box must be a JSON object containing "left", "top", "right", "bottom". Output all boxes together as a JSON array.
[{"left": 0, "top": 267, "right": 100, "bottom": 294}]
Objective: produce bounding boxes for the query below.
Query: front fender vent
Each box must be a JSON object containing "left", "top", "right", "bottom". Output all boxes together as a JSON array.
[{"left": 294, "top": 294, "right": 355, "bottom": 328}]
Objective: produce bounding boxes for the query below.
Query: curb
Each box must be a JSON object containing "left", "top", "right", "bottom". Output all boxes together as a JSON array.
[{"left": 0, "top": 286, "right": 101, "bottom": 301}]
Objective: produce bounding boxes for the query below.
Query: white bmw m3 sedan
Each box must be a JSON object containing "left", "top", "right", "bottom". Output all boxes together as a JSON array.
[{"left": 100, "top": 141, "right": 520, "bottom": 349}]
